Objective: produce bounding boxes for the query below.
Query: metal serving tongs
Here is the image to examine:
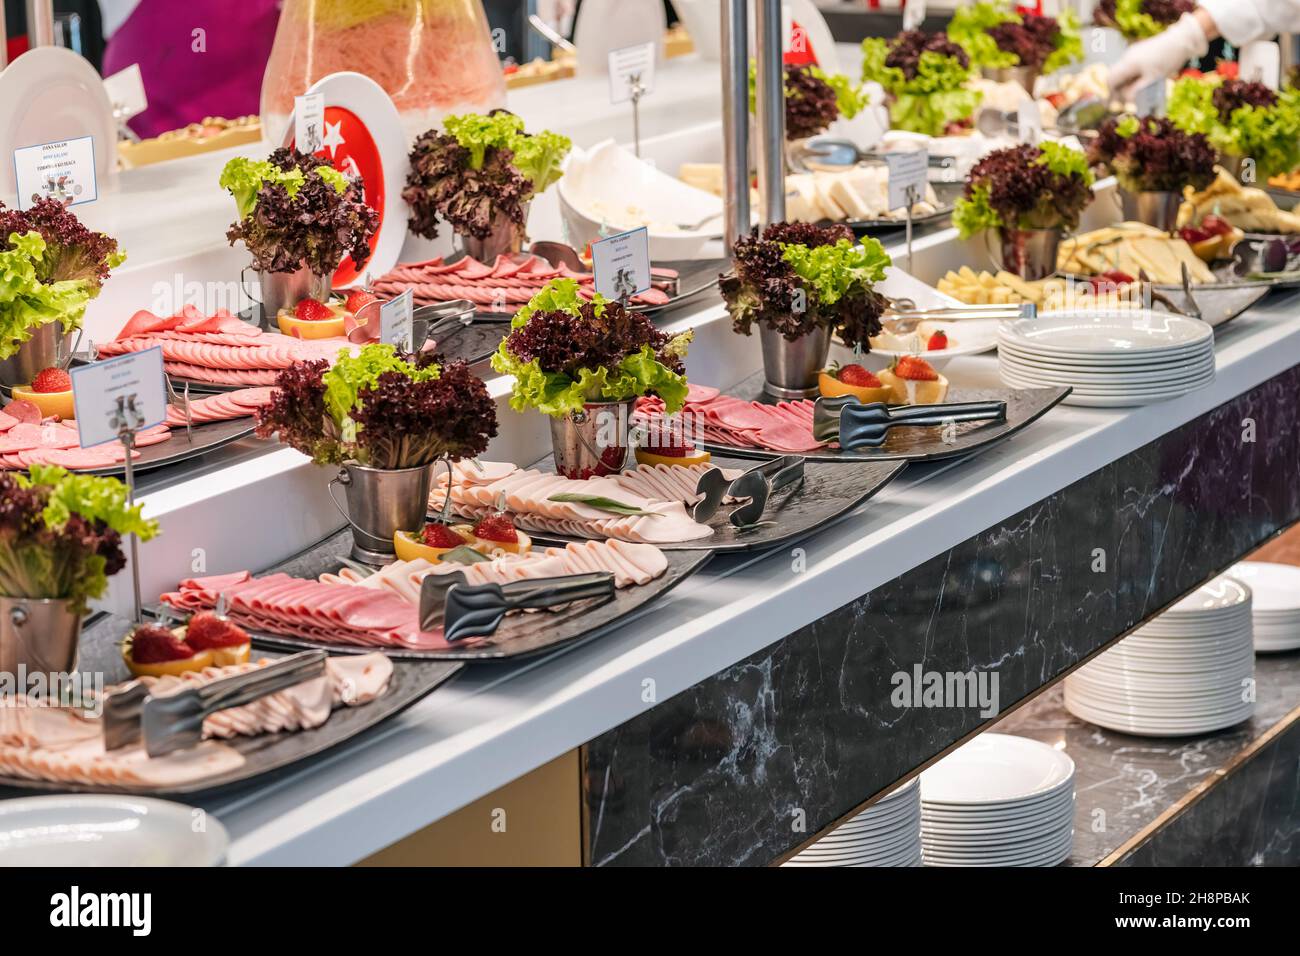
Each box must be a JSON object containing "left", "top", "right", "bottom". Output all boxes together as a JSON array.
[
  {"left": 882, "top": 299, "right": 1035, "bottom": 335},
  {"left": 347, "top": 298, "right": 476, "bottom": 347},
  {"left": 813, "top": 398, "right": 1007, "bottom": 449},
  {"left": 164, "top": 375, "right": 193, "bottom": 441},
  {"left": 418, "top": 571, "right": 616, "bottom": 642},
  {"left": 102, "top": 650, "right": 327, "bottom": 757},
  {"left": 691, "top": 456, "right": 806, "bottom": 527}
]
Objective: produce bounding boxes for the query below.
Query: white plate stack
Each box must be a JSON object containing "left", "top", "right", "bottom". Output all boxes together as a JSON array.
[
  {"left": 919, "top": 734, "right": 1075, "bottom": 867},
  {"left": 1065, "top": 576, "right": 1256, "bottom": 736},
  {"left": 997, "top": 310, "right": 1215, "bottom": 407},
  {"left": 1228, "top": 561, "right": 1300, "bottom": 652},
  {"left": 782, "top": 778, "right": 921, "bottom": 867}
]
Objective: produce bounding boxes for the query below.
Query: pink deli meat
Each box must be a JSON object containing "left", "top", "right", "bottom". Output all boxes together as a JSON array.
[{"left": 636, "top": 386, "right": 825, "bottom": 453}]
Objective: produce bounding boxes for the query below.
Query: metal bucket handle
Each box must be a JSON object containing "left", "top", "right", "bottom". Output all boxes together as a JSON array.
[
  {"left": 433, "top": 456, "right": 455, "bottom": 524},
  {"left": 568, "top": 406, "right": 628, "bottom": 473},
  {"left": 240, "top": 265, "right": 263, "bottom": 307},
  {"left": 983, "top": 227, "right": 1072, "bottom": 278},
  {"left": 327, "top": 468, "right": 369, "bottom": 539}
]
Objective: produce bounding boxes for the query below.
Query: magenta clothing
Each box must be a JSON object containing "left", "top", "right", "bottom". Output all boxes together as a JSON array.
[{"left": 102, "top": 0, "right": 282, "bottom": 139}]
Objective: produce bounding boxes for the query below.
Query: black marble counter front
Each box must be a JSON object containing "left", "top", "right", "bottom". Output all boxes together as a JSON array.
[{"left": 581, "top": 367, "right": 1300, "bottom": 866}]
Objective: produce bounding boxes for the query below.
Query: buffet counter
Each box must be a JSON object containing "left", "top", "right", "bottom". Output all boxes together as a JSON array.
[{"left": 180, "top": 279, "right": 1300, "bottom": 865}]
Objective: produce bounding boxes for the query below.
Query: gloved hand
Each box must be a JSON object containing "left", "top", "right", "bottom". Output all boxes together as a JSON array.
[
  {"left": 537, "top": 0, "right": 577, "bottom": 28},
  {"left": 1108, "top": 12, "right": 1211, "bottom": 100}
]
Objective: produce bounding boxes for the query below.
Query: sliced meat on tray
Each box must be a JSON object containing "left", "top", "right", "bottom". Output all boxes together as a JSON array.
[
  {"left": 165, "top": 387, "right": 276, "bottom": 426},
  {"left": 636, "top": 387, "right": 825, "bottom": 453}
]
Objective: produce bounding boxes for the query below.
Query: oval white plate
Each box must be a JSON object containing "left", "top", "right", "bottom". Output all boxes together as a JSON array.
[
  {"left": 998, "top": 310, "right": 1214, "bottom": 355},
  {"left": 920, "top": 734, "right": 1075, "bottom": 806},
  {"left": 0, "top": 796, "right": 228, "bottom": 866}
]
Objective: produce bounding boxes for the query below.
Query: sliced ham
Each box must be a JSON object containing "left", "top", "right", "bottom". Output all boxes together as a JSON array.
[{"left": 635, "top": 386, "right": 826, "bottom": 453}]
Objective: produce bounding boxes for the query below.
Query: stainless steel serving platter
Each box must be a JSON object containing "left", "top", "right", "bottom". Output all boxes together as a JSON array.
[
  {"left": 846, "top": 181, "right": 963, "bottom": 234},
  {"left": 696, "top": 376, "right": 1071, "bottom": 464},
  {"left": 0, "top": 611, "right": 461, "bottom": 798},
  {"left": 235, "top": 529, "right": 713, "bottom": 661},
  {"left": 81, "top": 417, "right": 259, "bottom": 476}
]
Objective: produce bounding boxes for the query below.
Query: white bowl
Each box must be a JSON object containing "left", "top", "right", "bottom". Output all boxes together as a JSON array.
[{"left": 557, "top": 139, "right": 723, "bottom": 260}]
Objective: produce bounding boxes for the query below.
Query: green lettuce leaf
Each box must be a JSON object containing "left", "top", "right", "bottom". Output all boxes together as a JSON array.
[
  {"left": 1169, "top": 78, "right": 1300, "bottom": 178},
  {"left": 33, "top": 465, "right": 159, "bottom": 540},
  {"left": 0, "top": 231, "right": 97, "bottom": 360},
  {"left": 863, "top": 39, "right": 981, "bottom": 135},
  {"left": 321, "top": 344, "right": 440, "bottom": 429},
  {"left": 218, "top": 157, "right": 306, "bottom": 219},
  {"left": 779, "top": 237, "right": 890, "bottom": 307},
  {"left": 443, "top": 112, "right": 572, "bottom": 195},
  {"left": 953, "top": 184, "right": 1002, "bottom": 238},
  {"left": 1110, "top": 0, "right": 1168, "bottom": 41},
  {"left": 947, "top": 3, "right": 1019, "bottom": 70},
  {"left": 509, "top": 276, "right": 601, "bottom": 328},
  {"left": 1042, "top": 9, "right": 1084, "bottom": 74}
]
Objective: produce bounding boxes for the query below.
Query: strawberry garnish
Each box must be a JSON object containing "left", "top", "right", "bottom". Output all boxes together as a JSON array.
[
  {"left": 837, "top": 363, "right": 881, "bottom": 387},
  {"left": 423, "top": 522, "right": 466, "bottom": 548},
  {"left": 31, "top": 367, "right": 71, "bottom": 393},
  {"left": 129, "top": 626, "right": 196, "bottom": 663},
  {"left": 894, "top": 355, "right": 939, "bottom": 381},
  {"left": 927, "top": 331, "right": 949, "bottom": 351},
  {"left": 345, "top": 289, "right": 378, "bottom": 314},
  {"left": 295, "top": 298, "right": 335, "bottom": 322},
  {"left": 184, "top": 611, "right": 249, "bottom": 650},
  {"left": 473, "top": 514, "right": 518, "bottom": 544}
]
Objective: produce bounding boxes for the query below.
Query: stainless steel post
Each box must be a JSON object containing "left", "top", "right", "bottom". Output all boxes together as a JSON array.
[
  {"left": 25, "top": 0, "right": 56, "bottom": 48},
  {"left": 720, "top": 0, "right": 750, "bottom": 252},
  {"left": 753, "top": 0, "right": 785, "bottom": 225}
]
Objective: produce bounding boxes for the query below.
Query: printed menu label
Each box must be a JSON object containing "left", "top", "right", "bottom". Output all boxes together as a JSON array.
[
  {"left": 295, "top": 93, "right": 326, "bottom": 154},
  {"left": 1239, "top": 41, "right": 1281, "bottom": 89},
  {"left": 1134, "top": 78, "right": 1167, "bottom": 118},
  {"left": 886, "top": 151, "right": 929, "bottom": 211},
  {"left": 1016, "top": 102, "right": 1043, "bottom": 145},
  {"left": 380, "top": 289, "right": 414, "bottom": 349},
  {"left": 592, "top": 227, "right": 651, "bottom": 300},
  {"left": 70, "top": 348, "right": 168, "bottom": 449},
  {"left": 12, "top": 136, "right": 98, "bottom": 210},
  {"left": 103, "top": 64, "right": 148, "bottom": 121},
  {"left": 608, "top": 42, "right": 656, "bottom": 104}
]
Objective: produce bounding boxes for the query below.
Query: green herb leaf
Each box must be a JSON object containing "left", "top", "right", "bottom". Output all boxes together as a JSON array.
[{"left": 547, "top": 493, "right": 660, "bottom": 517}]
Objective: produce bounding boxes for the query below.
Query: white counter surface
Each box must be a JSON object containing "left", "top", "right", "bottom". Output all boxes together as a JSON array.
[{"left": 203, "top": 281, "right": 1300, "bottom": 866}]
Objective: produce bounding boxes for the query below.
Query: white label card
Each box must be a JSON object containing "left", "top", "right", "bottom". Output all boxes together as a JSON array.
[
  {"left": 380, "top": 289, "right": 414, "bottom": 349},
  {"left": 1134, "top": 78, "right": 1167, "bottom": 118},
  {"left": 608, "top": 42, "right": 656, "bottom": 105},
  {"left": 902, "top": 0, "right": 927, "bottom": 32},
  {"left": 592, "top": 227, "right": 651, "bottom": 300},
  {"left": 13, "top": 136, "right": 98, "bottom": 210},
  {"left": 70, "top": 347, "right": 168, "bottom": 449},
  {"left": 1016, "top": 102, "right": 1043, "bottom": 145},
  {"left": 295, "top": 93, "right": 326, "bottom": 154},
  {"left": 103, "top": 64, "right": 148, "bottom": 121},
  {"left": 1239, "top": 41, "right": 1281, "bottom": 90},
  {"left": 886, "top": 150, "right": 929, "bottom": 212}
]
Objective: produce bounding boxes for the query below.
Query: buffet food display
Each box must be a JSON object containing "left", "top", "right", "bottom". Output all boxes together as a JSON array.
[{"left": 2, "top": 8, "right": 1298, "bottom": 869}]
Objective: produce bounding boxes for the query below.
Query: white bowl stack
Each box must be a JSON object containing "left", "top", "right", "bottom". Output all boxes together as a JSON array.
[
  {"left": 1065, "top": 577, "right": 1256, "bottom": 736},
  {"left": 1228, "top": 561, "right": 1300, "bottom": 652},
  {"left": 919, "top": 734, "right": 1075, "bottom": 867},
  {"left": 782, "top": 778, "right": 921, "bottom": 867},
  {"left": 997, "top": 310, "right": 1216, "bottom": 407}
]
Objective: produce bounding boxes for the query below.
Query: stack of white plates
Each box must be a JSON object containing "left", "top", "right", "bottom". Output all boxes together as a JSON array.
[
  {"left": 919, "top": 734, "right": 1075, "bottom": 867},
  {"left": 1065, "top": 576, "right": 1256, "bottom": 736},
  {"left": 782, "top": 778, "right": 921, "bottom": 867},
  {"left": 1228, "top": 561, "right": 1300, "bottom": 652},
  {"left": 997, "top": 310, "right": 1215, "bottom": 407}
]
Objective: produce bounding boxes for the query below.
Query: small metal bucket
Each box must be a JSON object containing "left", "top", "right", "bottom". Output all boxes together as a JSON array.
[
  {"left": 461, "top": 204, "right": 529, "bottom": 263},
  {"left": 243, "top": 263, "right": 332, "bottom": 327},
  {"left": 996, "top": 227, "right": 1061, "bottom": 281},
  {"left": 0, "top": 322, "right": 72, "bottom": 388},
  {"left": 982, "top": 65, "right": 1040, "bottom": 96},
  {"left": 1120, "top": 190, "right": 1182, "bottom": 233},
  {"left": 0, "top": 595, "right": 83, "bottom": 677},
  {"left": 328, "top": 461, "right": 437, "bottom": 562},
  {"left": 759, "top": 324, "right": 831, "bottom": 400},
  {"left": 550, "top": 399, "right": 635, "bottom": 479}
]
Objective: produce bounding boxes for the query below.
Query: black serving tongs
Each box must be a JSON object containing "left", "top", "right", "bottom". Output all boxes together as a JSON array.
[
  {"left": 691, "top": 456, "right": 806, "bottom": 527},
  {"left": 419, "top": 571, "right": 616, "bottom": 642},
  {"left": 813, "top": 398, "right": 1007, "bottom": 449},
  {"left": 102, "top": 650, "right": 328, "bottom": 757}
]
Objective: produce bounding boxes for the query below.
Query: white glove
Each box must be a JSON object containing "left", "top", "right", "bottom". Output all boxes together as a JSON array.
[
  {"left": 537, "top": 0, "right": 577, "bottom": 27},
  {"left": 1108, "top": 13, "right": 1210, "bottom": 101}
]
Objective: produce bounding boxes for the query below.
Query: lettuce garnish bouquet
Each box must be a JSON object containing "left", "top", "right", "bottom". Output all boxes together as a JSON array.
[
  {"left": 0, "top": 200, "right": 125, "bottom": 361},
  {"left": 1087, "top": 115, "right": 1216, "bottom": 194},
  {"left": 256, "top": 344, "right": 497, "bottom": 469},
  {"left": 953, "top": 142, "right": 1094, "bottom": 237},
  {"left": 220, "top": 147, "right": 378, "bottom": 276},
  {"left": 721, "top": 222, "right": 889, "bottom": 348},
  {"left": 749, "top": 63, "right": 867, "bottom": 140},
  {"left": 492, "top": 279, "right": 691, "bottom": 419},
  {"left": 1168, "top": 77, "right": 1300, "bottom": 179},
  {"left": 1093, "top": 0, "right": 1193, "bottom": 41},
  {"left": 0, "top": 466, "right": 159, "bottom": 615},
  {"left": 862, "top": 30, "right": 983, "bottom": 136},
  {"left": 948, "top": 1, "right": 1082, "bottom": 74},
  {"left": 403, "top": 110, "right": 571, "bottom": 241}
]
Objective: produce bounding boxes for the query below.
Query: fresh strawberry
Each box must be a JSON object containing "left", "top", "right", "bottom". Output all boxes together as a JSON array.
[
  {"left": 473, "top": 514, "right": 518, "bottom": 544},
  {"left": 345, "top": 289, "right": 378, "bottom": 314},
  {"left": 1199, "top": 215, "right": 1232, "bottom": 238},
  {"left": 423, "top": 522, "right": 466, "bottom": 548},
  {"left": 894, "top": 355, "right": 939, "bottom": 381},
  {"left": 926, "top": 331, "right": 949, "bottom": 351},
  {"left": 184, "top": 611, "right": 249, "bottom": 650},
  {"left": 30, "top": 367, "right": 71, "bottom": 393},
  {"left": 295, "top": 298, "right": 335, "bottom": 322},
  {"left": 837, "top": 363, "right": 881, "bottom": 387},
  {"left": 129, "top": 626, "right": 196, "bottom": 663}
]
